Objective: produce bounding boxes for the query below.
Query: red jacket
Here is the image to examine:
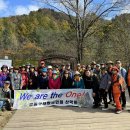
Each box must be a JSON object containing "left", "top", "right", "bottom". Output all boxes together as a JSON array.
[
  {"left": 49, "top": 76, "right": 61, "bottom": 89},
  {"left": 21, "top": 71, "right": 28, "bottom": 88}
]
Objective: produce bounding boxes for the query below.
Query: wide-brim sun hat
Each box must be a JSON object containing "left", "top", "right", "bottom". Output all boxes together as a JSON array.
[
  {"left": 4, "top": 81, "right": 10, "bottom": 84},
  {"left": 91, "top": 61, "right": 96, "bottom": 65},
  {"left": 47, "top": 65, "right": 52, "bottom": 69},
  {"left": 96, "top": 64, "right": 100, "bottom": 67},
  {"left": 106, "top": 61, "right": 114, "bottom": 65},
  {"left": 52, "top": 70, "right": 57, "bottom": 74},
  {"left": 74, "top": 71, "right": 80, "bottom": 76}
]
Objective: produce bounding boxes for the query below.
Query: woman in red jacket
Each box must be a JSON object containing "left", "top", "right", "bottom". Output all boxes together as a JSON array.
[
  {"left": 20, "top": 65, "right": 28, "bottom": 90},
  {"left": 49, "top": 70, "right": 61, "bottom": 89}
]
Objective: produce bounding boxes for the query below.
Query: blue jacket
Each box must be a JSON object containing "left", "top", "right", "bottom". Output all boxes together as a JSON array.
[
  {"left": 119, "top": 67, "right": 127, "bottom": 81},
  {"left": 99, "top": 73, "right": 111, "bottom": 90},
  {"left": 0, "top": 72, "right": 9, "bottom": 87},
  {"left": 72, "top": 78, "right": 85, "bottom": 89},
  {"left": 37, "top": 75, "right": 49, "bottom": 89}
]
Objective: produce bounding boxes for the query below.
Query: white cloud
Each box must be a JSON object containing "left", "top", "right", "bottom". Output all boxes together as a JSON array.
[
  {"left": 15, "top": 5, "right": 40, "bottom": 15},
  {"left": 120, "top": 4, "right": 130, "bottom": 14},
  {"left": 0, "top": 0, "right": 8, "bottom": 11},
  {"left": 28, "top": 5, "right": 39, "bottom": 11}
]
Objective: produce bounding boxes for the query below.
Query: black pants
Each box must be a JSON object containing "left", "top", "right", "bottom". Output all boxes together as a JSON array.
[
  {"left": 100, "top": 89, "right": 108, "bottom": 108},
  {"left": 108, "top": 85, "right": 113, "bottom": 102},
  {"left": 2, "top": 100, "right": 12, "bottom": 111},
  {"left": 128, "top": 86, "right": 130, "bottom": 98},
  {"left": 93, "top": 92, "right": 100, "bottom": 107},
  {"left": 121, "top": 91, "right": 126, "bottom": 107}
]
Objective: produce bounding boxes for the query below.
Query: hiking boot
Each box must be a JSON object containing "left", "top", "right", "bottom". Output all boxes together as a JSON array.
[
  {"left": 122, "top": 105, "right": 126, "bottom": 110},
  {"left": 116, "top": 110, "right": 122, "bottom": 114},
  {"left": 102, "top": 107, "right": 109, "bottom": 111},
  {"left": 92, "top": 105, "right": 99, "bottom": 109},
  {"left": 1, "top": 107, "right": 6, "bottom": 112},
  {"left": 108, "top": 101, "right": 112, "bottom": 104}
]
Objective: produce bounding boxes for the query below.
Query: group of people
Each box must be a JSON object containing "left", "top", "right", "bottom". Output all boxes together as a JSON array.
[{"left": 0, "top": 59, "right": 130, "bottom": 114}]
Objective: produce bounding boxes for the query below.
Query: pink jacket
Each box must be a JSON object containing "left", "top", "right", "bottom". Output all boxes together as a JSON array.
[{"left": 49, "top": 77, "right": 61, "bottom": 89}]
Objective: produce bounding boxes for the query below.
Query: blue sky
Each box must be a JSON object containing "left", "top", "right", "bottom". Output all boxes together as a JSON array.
[
  {"left": 0, "top": 0, "right": 129, "bottom": 19},
  {"left": 0, "top": 0, "right": 44, "bottom": 17}
]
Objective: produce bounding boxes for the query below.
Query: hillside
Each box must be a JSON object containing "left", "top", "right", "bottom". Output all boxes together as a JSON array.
[{"left": 0, "top": 8, "right": 130, "bottom": 65}]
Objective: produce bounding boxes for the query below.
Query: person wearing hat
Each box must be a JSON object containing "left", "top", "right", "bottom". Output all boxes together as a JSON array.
[
  {"left": 80, "top": 65, "right": 86, "bottom": 76},
  {"left": 28, "top": 65, "right": 38, "bottom": 90},
  {"left": 91, "top": 61, "right": 96, "bottom": 72},
  {"left": 37, "top": 60, "right": 46, "bottom": 75},
  {"left": 48, "top": 70, "right": 61, "bottom": 89},
  {"left": 55, "top": 65, "right": 60, "bottom": 76},
  {"left": 72, "top": 71, "right": 84, "bottom": 89},
  {"left": 0, "top": 65, "right": 9, "bottom": 88},
  {"left": 20, "top": 65, "right": 28, "bottom": 90},
  {"left": 76, "top": 63, "right": 82, "bottom": 73},
  {"left": 83, "top": 69, "right": 100, "bottom": 108},
  {"left": 0, "top": 81, "right": 13, "bottom": 111},
  {"left": 66, "top": 63, "right": 74, "bottom": 79},
  {"left": 100, "top": 63, "right": 105, "bottom": 68},
  {"left": 26, "top": 63, "right": 31, "bottom": 73},
  {"left": 60, "top": 64, "right": 66, "bottom": 78},
  {"left": 47, "top": 65, "right": 53, "bottom": 78},
  {"left": 9, "top": 66, "right": 14, "bottom": 75},
  {"left": 106, "top": 61, "right": 114, "bottom": 104},
  {"left": 37, "top": 68, "right": 48, "bottom": 89},
  {"left": 115, "top": 60, "right": 127, "bottom": 109},
  {"left": 20, "top": 65, "right": 26, "bottom": 72},
  {"left": 111, "top": 66, "right": 126, "bottom": 114},
  {"left": 10, "top": 67, "right": 22, "bottom": 90},
  {"left": 86, "top": 65, "right": 91, "bottom": 71},
  {"left": 61, "top": 70, "right": 73, "bottom": 89},
  {"left": 94, "top": 64, "right": 102, "bottom": 82},
  {"left": 99, "top": 67, "right": 111, "bottom": 110}
]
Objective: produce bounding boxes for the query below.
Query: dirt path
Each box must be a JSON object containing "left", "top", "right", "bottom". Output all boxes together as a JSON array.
[
  {"left": 0, "top": 111, "right": 14, "bottom": 130},
  {"left": 3, "top": 104, "right": 130, "bottom": 130}
]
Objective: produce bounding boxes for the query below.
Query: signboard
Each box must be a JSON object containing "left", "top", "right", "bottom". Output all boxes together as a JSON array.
[
  {"left": 13, "top": 89, "right": 93, "bottom": 109},
  {"left": 0, "top": 59, "right": 12, "bottom": 69}
]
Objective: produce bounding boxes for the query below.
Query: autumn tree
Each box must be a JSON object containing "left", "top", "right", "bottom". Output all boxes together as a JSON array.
[{"left": 36, "top": 0, "right": 129, "bottom": 62}]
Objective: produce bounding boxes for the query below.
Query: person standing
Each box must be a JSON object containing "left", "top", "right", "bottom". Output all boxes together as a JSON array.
[
  {"left": 94, "top": 64, "right": 102, "bottom": 82},
  {"left": 49, "top": 70, "right": 61, "bottom": 89},
  {"left": 37, "top": 60, "right": 46, "bottom": 74},
  {"left": 37, "top": 68, "right": 49, "bottom": 89},
  {"left": 10, "top": 67, "right": 22, "bottom": 90},
  {"left": 66, "top": 63, "right": 74, "bottom": 79},
  {"left": 99, "top": 67, "right": 111, "bottom": 110},
  {"left": 47, "top": 65, "right": 53, "bottom": 78},
  {"left": 72, "top": 71, "right": 84, "bottom": 89},
  {"left": 0, "top": 65, "right": 9, "bottom": 88},
  {"left": 111, "top": 66, "right": 126, "bottom": 114},
  {"left": 116, "top": 60, "right": 127, "bottom": 109},
  {"left": 83, "top": 69, "right": 100, "bottom": 108},
  {"left": 28, "top": 65, "right": 38, "bottom": 90},
  {"left": 60, "top": 64, "right": 66, "bottom": 78},
  {"left": 61, "top": 70, "right": 73, "bottom": 89},
  {"left": 106, "top": 61, "right": 114, "bottom": 104},
  {"left": 20, "top": 65, "right": 28, "bottom": 90}
]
